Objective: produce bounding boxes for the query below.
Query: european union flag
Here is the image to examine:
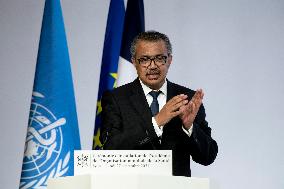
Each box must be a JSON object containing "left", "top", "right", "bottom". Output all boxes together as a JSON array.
[
  {"left": 19, "top": 0, "right": 81, "bottom": 188},
  {"left": 93, "top": 0, "right": 125, "bottom": 149}
]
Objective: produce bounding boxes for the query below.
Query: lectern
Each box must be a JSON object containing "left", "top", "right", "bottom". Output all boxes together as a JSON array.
[
  {"left": 47, "top": 174, "right": 209, "bottom": 189},
  {"left": 47, "top": 150, "right": 209, "bottom": 189}
]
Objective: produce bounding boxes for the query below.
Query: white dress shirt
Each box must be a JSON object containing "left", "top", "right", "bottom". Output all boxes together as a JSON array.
[{"left": 139, "top": 79, "right": 193, "bottom": 138}]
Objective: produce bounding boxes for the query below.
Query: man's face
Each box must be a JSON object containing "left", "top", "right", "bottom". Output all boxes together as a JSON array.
[{"left": 132, "top": 40, "right": 172, "bottom": 90}]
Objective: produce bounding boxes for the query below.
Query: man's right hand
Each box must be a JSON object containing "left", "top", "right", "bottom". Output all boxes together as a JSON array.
[{"left": 155, "top": 94, "right": 188, "bottom": 127}]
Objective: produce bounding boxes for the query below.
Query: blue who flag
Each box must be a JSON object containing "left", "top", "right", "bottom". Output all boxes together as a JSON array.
[
  {"left": 117, "top": 0, "right": 145, "bottom": 86},
  {"left": 93, "top": 0, "right": 125, "bottom": 149},
  {"left": 19, "top": 0, "right": 81, "bottom": 188}
]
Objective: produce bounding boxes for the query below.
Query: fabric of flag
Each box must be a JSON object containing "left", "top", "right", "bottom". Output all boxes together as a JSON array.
[
  {"left": 92, "top": 0, "right": 125, "bottom": 149},
  {"left": 117, "top": 0, "right": 145, "bottom": 87},
  {"left": 19, "top": 0, "right": 81, "bottom": 188}
]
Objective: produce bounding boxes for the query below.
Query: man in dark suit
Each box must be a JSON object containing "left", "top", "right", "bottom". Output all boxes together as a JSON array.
[{"left": 100, "top": 31, "right": 218, "bottom": 177}]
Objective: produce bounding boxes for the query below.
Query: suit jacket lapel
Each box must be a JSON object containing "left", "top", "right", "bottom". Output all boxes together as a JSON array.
[
  {"left": 167, "top": 80, "right": 177, "bottom": 101},
  {"left": 129, "top": 79, "right": 158, "bottom": 139}
]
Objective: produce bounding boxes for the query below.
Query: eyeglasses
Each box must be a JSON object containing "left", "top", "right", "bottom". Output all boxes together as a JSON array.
[{"left": 136, "top": 55, "right": 168, "bottom": 67}]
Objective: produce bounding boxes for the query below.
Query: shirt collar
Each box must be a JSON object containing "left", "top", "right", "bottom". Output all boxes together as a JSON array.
[{"left": 139, "top": 79, "right": 167, "bottom": 97}]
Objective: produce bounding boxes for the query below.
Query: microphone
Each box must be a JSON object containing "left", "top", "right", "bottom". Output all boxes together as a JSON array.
[{"left": 140, "top": 130, "right": 157, "bottom": 150}]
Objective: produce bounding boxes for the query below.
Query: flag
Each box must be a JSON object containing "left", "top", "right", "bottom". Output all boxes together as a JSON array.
[
  {"left": 117, "top": 0, "right": 145, "bottom": 87},
  {"left": 92, "top": 0, "right": 145, "bottom": 149},
  {"left": 92, "top": 0, "right": 125, "bottom": 149},
  {"left": 19, "top": 0, "right": 81, "bottom": 188}
]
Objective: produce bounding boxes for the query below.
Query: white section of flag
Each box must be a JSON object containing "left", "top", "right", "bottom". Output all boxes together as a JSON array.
[{"left": 117, "top": 56, "right": 137, "bottom": 87}]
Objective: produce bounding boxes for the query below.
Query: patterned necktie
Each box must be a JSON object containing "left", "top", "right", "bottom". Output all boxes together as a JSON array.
[{"left": 149, "top": 91, "right": 161, "bottom": 116}]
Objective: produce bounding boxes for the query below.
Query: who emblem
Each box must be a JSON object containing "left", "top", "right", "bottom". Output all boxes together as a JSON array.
[{"left": 20, "top": 92, "right": 70, "bottom": 188}]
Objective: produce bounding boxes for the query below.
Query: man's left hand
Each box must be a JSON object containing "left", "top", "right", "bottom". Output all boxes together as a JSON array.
[{"left": 179, "top": 89, "right": 204, "bottom": 130}]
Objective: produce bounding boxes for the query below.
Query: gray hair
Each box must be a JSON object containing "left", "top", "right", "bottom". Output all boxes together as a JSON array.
[{"left": 130, "top": 30, "right": 172, "bottom": 59}]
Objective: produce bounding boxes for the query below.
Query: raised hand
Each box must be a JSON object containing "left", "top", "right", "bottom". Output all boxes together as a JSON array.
[
  {"left": 155, "top": 94, "right": 188, "bottom": 127},
  {"left": 179, "top": 89, "right": 204, "bottom": 130}
]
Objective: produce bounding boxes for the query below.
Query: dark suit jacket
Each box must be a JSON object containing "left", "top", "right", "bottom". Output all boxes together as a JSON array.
[{"left": 100, "top": 78, "right": 218, "bottom": 177}]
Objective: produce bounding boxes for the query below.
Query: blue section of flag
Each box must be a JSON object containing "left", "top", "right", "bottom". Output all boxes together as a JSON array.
[
  {"left": 93, "top": 0, "right": 125, "bottom": 149},
  {"left": 20, "top": 0, "right": 81, "bottom": 188},
  {"left": 120, "top": 0, "right": 145, "bottom": 62}
]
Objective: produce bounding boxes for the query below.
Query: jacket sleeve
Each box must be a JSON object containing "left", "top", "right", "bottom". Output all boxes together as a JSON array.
[
  {"left": 188, "top": 104, "right": 218, "bottom": 166},
  {"left": 99, "top": 90, "right": 124, "bottom": 149}
]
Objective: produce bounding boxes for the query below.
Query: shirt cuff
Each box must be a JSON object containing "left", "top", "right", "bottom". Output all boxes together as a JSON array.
[
  {"left": 182, "top": 124, "right": 193, "bottom": 137},
  {"left": 152, "top": 117, "right": 163, "bottom": 137}
]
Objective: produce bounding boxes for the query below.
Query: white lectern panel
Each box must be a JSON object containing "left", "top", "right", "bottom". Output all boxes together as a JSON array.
[
  {"left": 47, "top": 174, "right": 91, "bottom": 189},
  {"left": 74, "top": 150, "right": 172, "bottom": 175},
  {"left": 48, "top": 174, "right": 209, "bottom": 189},
  {"left": 48, "top": 150, "right": 209, "bottom": 189}
]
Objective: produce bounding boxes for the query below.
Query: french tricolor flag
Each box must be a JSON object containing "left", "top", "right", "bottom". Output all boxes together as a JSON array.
[{"left": 117, "top": 0, "right": 145, "bottom": 87}]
